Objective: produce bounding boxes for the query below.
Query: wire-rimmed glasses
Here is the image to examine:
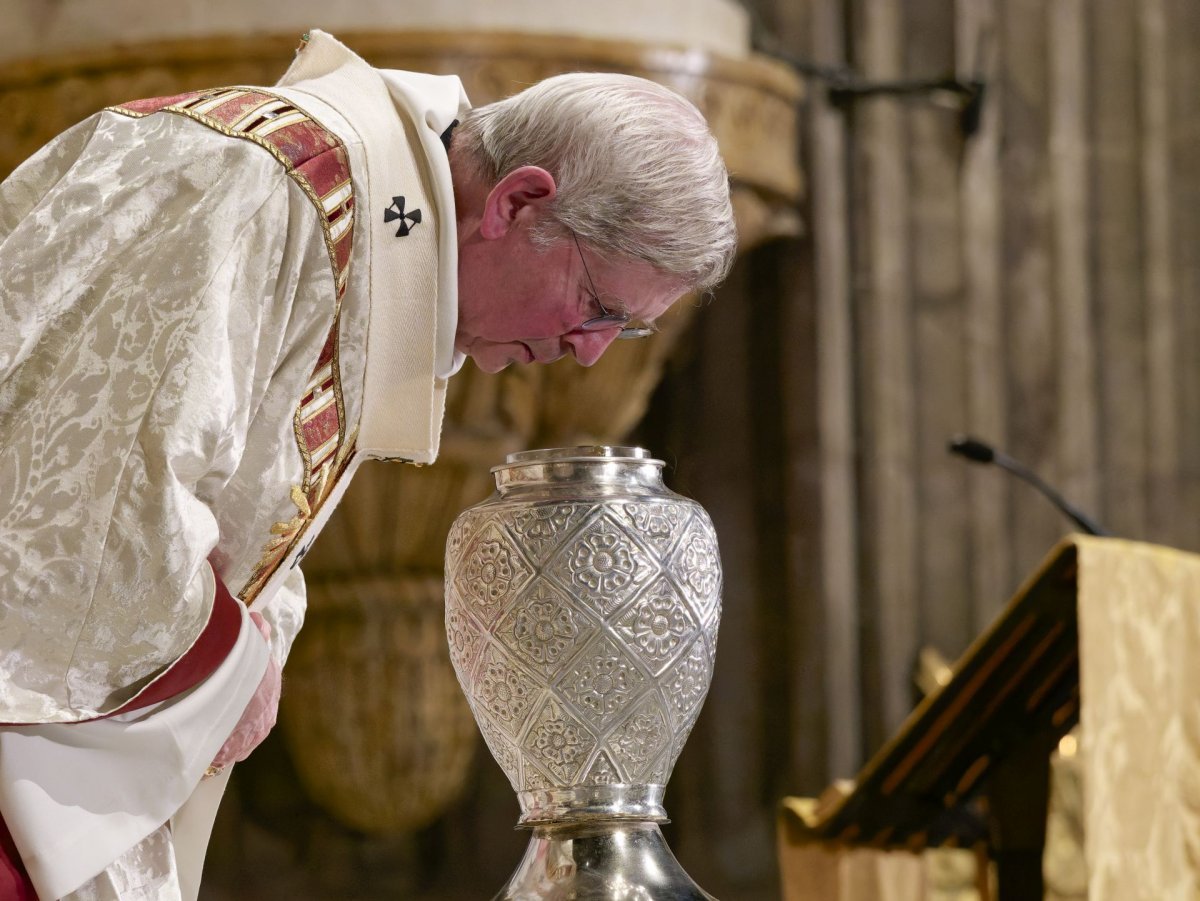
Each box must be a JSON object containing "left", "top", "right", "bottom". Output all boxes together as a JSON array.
[{"left": 571, "top": 231, "right": 656, "bottom": 339}]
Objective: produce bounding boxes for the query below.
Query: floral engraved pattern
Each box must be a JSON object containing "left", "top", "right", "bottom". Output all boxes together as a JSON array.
[
  {"left": 524, "top": 766, "right": 553, "bottom": 791},
  {"left": 646, "top": 748, "right": 671, "bottom": 785},
  {"left": 572, "top": 529, "right": 633, "bottom": 593},
  {"left": 620, "top": 502, "right": 685, "bottom": 554},
  {"left": 445, "top": 512, "right": 483, "bottom": 575},
  {"left": 456, "top": 523, "right": 531, "bottom": 625},
  {"left": 495, "top": 580, "right": 587, "bottom": 677},
  {"left": 584, "top": 751, "right": 622, "bottom": 785},
  {"left": 610, "top": 701, "right": 669, "bottom": 776},
  {"left": 665, "top": 641, "right": 711, "bottom": 723},
  {"left": 613, "top": 578, "right": 695, "bottom": 673},
  {"left": 523, "top": 701, "right": 595, "bottom": 784},
  {"left": 534, "top": 721, "right": 583, "bottom": 768},
  {"left": 446, "top": 471, "right": 723, "bottom": 798},
  {"left": 445, "top": 606, "right": 483, "bottom": 677},
  {"left": 554, "top": 515, "right": 653, "bottom": 617},
  {"left": 509, "top": 503, "right": 586, "bottom": 562},
  {"left": 475, "top": 712, "right": 522, "bottom": 790},
  {"left": 515, "top": 601, "right": 576, "bottom": 665},
  {"left": 706, "top": 606, "right": 723, "bottom": 657},
  {"left": 477, "top": 648, "right": 537, "bottom": 729},
  {"left": 561, "top": 637, "right": 646, "bottom": 725},
  {"left": 674, "top": 519, "right": 722, "bottom": 623}
]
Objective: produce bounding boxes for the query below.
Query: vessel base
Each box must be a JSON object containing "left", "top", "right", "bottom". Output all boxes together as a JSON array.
[{"left": 494, "top": 820, "right": 716, "bottom": 900}]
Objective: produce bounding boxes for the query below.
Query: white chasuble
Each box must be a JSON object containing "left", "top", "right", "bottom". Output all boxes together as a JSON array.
[{"left": 0, "top": 30, "right": 468, "bottom": 898}]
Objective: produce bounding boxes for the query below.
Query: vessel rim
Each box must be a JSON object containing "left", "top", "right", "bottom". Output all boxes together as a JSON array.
[{"left": 494, "top": 446, "right": 665, "bottom": 473}]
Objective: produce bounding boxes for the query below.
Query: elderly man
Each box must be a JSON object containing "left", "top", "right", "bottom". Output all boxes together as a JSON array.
[{"left": 0, "top": 29, "right": 734, "bottom": 900}]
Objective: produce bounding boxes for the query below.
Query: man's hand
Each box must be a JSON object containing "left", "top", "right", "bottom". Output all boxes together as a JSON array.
[{"left": 209, "top": 612, "right": 281, "bottom": 771}]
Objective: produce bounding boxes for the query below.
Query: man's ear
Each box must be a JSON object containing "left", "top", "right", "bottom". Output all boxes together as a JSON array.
[{"left": 479, "top": 166, "right": 557, "bottom": 240}]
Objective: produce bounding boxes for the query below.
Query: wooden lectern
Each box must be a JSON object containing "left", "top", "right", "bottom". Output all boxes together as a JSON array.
[{"left": 778, "top": 536, "right": 1200, "bottom": 901}]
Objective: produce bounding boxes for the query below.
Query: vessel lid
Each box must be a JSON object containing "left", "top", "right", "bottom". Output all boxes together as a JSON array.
[{"left": 501, "top": 446, "right": 658, "bottom": 467}]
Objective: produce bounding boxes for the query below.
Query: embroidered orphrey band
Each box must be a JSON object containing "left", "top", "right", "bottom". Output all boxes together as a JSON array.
[{"left": 109, "top": 88, "right": 357, "bottom": 602}]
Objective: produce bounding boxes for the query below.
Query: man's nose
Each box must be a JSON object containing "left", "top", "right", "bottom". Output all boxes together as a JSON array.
[{"left": 563, "top": 328, "right": 621, "bottom": 367}]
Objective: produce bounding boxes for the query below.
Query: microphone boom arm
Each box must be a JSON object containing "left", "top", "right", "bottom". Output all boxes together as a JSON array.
[{"left": 948, "top": 435, "right": 1112, "bottom": 537}]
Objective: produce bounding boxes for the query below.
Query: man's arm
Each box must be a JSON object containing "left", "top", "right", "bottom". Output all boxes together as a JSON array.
[{"left": 0, "top": 108, "right": 331, "bottom": 722}]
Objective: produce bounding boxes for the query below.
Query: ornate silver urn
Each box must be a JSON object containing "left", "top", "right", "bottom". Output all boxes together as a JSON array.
[{"left": 444, "top": 446, "right": 722, "bottom": 899}]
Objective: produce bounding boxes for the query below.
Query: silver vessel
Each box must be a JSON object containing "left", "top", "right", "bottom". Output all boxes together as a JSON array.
[{"left": 445, "top": 447, "right": 722, "bottom": 899}]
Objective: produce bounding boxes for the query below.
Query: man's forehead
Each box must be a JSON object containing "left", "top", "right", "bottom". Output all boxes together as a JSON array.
[{"left": 601, "top": 258, "right": 683, "bottom": 305}]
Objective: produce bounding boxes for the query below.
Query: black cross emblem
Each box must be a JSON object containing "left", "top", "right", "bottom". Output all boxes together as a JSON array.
[{"left": 384, "top": 196, "right": 422, "bottom": 237}]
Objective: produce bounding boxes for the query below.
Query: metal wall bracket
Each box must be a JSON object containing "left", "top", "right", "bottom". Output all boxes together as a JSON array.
[{"left": 827, "top": 74, "right": 986, "bottom": 137}]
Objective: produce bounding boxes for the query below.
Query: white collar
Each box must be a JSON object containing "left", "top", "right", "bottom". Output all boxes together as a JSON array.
[
  {"left": 278, "top": 30, "right": 471, "bottom": 460},
  {"left": 378, "top": 66, "right": 470, "bottom": 378}
]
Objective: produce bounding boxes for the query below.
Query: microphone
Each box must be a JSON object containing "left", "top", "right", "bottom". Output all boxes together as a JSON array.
[{"left": 948, "top": 435, "right": 1112, "bottom": 537}]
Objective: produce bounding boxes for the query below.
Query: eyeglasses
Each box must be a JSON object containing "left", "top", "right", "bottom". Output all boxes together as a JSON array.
[{"left": 571, "top": 231, "right": 656, "bottom": 339}]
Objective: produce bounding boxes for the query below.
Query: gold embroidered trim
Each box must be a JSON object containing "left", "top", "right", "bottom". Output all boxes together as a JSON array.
[{"left": 109, "top": 88, "right": 357, "bottom": 603}]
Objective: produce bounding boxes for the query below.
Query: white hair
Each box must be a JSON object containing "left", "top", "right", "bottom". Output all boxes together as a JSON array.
[{"left": 455, "top": 72, "right": 736, "bottom": 293}]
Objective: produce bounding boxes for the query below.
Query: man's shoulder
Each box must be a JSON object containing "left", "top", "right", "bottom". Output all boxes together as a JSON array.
[
  {"left": 108, "top": 87, "right": 349, "bottom": 167},
  {"left": 103, "top": 87, "right": 357, "bottom": 231}
]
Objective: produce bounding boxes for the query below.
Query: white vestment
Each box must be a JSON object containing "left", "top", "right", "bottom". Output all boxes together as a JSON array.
[{"left": 0, "top": 30, "right": 468, "bottom": 899}]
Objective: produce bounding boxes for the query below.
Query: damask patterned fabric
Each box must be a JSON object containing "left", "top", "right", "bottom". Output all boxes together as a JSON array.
[
  {"left": 0, "top": 107, "right": 339, "bottom": 722},
  {"left": 0, "top": 29, "right": 467, "bottom": 897},
  {"left": 0, "top": 30, "right": 466, "bottom": 724},
  {"left": 1076, "top": 536, "right": 1200, "bottom": 901},
  {"left": 61, "top": 825, "right": 181, "bottom": 901}
]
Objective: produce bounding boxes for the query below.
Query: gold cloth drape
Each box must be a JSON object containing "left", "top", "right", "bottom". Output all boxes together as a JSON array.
[{"left": 1076, "top": 536, "right": 1200, "bottom": 901}]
